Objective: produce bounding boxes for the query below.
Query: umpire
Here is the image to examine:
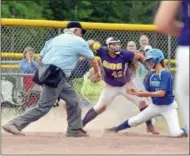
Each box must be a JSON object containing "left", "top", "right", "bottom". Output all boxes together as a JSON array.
[{"left": 2, "top": 21, "right": 101, "bottom": 137}]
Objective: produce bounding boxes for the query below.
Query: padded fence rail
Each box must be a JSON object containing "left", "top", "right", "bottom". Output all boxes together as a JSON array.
[{"left": 1, "top": 18, "right": 178, "bottom": 112}]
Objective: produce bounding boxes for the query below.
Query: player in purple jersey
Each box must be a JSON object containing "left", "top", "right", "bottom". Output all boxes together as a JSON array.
[
  {"left": 82, "top": 37, "right": 158, "bottom": 134},
  {"left": 104, "top": 49, "right": 187, "bottom": 138},
  {"left": 154, "top": 0, "right": 189, "bottom": 134}
]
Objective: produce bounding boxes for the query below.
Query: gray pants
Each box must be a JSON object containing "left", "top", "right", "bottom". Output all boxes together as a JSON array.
[{"left": 8, "top": 78, "right": 82, "bottom": 134}]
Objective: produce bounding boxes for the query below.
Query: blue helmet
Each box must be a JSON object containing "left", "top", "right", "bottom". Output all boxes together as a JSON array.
[{"left": 145, "top": 48, "right": 165, "bottom": 63}]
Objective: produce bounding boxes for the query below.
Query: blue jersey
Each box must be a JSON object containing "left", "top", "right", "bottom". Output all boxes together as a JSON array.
[
  {"left": 179, "top": 0, "right": 189, "bottom": 46},
  {"left": 145, "top": 69, "right": 175, "bottom": 105}
]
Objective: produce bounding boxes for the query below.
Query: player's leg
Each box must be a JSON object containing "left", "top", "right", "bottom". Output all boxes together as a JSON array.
[
  {"left": 175, "top": 46, "right": 189, "bottom": 133},
  {"left": 105, "top": 104, "right": 159, "bottom": 133},
  {"left": 59, "top": 82, "right": 87, "bottom": 137},
  {"left": 121, "top": 80, "right": 158, "bottom": 134},
  {"left": 121, "top": 80, "right": 148, "bottom": 108},
  {"left": 82, "top": 83, "right": 119, "bottom": 127},
  {"left": 2, "top": 83, "right": 62, "bottom": 135},
  {"left": 161, "top": 103, "right": 187, "bottom": 137}
]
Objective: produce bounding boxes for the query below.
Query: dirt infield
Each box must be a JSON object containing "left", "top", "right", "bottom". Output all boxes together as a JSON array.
[
  {"left": 2, "top": 131, "right": 189, "bottom": 154},
  {"left": 1, "top": 96, "right": 189, "bottom": 154}
]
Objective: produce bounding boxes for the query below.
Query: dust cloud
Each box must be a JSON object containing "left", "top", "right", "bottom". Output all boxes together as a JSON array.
[{"left": 1, "top": 96, "right": 142, "bottom": 133}]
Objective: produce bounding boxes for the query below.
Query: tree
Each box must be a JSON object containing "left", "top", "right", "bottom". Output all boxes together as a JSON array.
[
  {"left": 79, "top": 1, "right": 128, "bottom": 23},
  {"left": 128, "top": 1, "right": 154, "bottom": 24},
  {"left": 2, "top": 0, "right": 155, "bottom": 23},
  {"left": 1, "top": 0, "right": 47, "bottom": 19}
]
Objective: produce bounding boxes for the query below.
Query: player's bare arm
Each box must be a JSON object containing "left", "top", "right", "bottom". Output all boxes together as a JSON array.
[
  {"left": 154, "top": 1, "right": 183, "bottom": 36},
  {"left": 89, "top": 58, "right": 101, "bottom": 82},
  {"left": 133, "top": 52, "right": 145, "bottom": 64},
  {"left": 129, "top": 62, "right": 138, "bottom": 72},
  {"left": 129, "top": 89, "right": 166, "bottom": 97}
]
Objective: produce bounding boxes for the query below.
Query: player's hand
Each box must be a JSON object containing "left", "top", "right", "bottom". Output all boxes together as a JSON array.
[
  {"left": 126, "top": 88, "right": 137, "bottom": 95},
  {"left": 135, "top": 90, "right": 150, "bottom": 97},
  {"left": 87, "top": 39, "right": 96, "bottom": 48}
]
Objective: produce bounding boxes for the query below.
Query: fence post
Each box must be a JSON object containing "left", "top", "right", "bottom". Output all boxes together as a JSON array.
[
  {"left": 58, "top": 28, "right": 62, "bottom": 35},
  {"left": 167, "top": 35, "right": 171, "bottom": 69}
]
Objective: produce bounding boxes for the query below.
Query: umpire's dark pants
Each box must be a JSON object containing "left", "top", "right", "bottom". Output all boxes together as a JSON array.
[{"left": 7, "top": 72, "right": 82, "bottom": 134}]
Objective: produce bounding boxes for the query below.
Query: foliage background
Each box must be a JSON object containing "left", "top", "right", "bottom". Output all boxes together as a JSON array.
[{"left": 2, "top": 0, "right": 159, "bottom": 23}]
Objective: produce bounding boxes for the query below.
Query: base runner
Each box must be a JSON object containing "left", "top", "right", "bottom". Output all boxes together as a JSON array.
[{"left": 105, "top": 49, "right": 187, "bottom": 137}]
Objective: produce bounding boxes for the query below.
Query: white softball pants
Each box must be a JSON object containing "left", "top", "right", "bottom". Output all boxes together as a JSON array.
[
  {"left": 175, "top": 46, "right": 189, "bottom": 133},
  {"left": 128, "top": 101, "right": 184, "bottom": 137},
  {"left": 93, "top": 80, "right": 148, "bottom": 111}
]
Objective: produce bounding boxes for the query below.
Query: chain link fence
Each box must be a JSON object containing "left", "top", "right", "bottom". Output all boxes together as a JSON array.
[{"left": 1, "top": 20, "right": 178, "bottom": 113}]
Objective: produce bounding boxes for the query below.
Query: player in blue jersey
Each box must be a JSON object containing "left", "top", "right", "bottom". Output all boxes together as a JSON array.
[
  {"left": 82, "top": 37, "right": 158, "bottom": 134},
  {"left": 104, "top": 49, "right": 187, "bottom": 137},
  {"left": 154, "top": 0, "right": 189, "bottom": 133}
]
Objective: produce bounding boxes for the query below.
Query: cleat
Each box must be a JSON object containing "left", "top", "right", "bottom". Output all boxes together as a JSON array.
[
  {"left": 2, "top": 124, "right": 25, "bottom": 136},
  {"left": 66, "top": 129, "right": 89, "bottom": 137},
  {"left": 104, "top": 127, "right": 118, "bottom": 134},
  {"left": 146, "top": 125, "right": 159, "bottom": 135}
]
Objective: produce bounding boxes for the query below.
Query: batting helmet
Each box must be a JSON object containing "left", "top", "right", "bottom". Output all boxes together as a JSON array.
[
  {"left": 145, "top": 48, "right": 165, "bottom": 63},
  {"left": 105, "top": 37, "right": 121, "bottom": 54}
]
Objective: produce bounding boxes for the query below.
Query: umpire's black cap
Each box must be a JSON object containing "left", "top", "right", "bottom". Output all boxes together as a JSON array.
[{"left": 66, "top": 21, "right": 86, "bottom": 35}]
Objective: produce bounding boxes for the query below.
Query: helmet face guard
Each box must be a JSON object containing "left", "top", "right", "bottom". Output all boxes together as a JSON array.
[
  {"left": 145, "top": 58, "right": 155, "bottom": 70},
  {"left": 108, "top": 42, "right": 121, "bottom": 54},
  {"left": 106, "top": 37, "right": 121, "bottom": 54}
]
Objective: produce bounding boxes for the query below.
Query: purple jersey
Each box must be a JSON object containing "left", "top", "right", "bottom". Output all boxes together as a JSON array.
[
  {"left": 97, "top": 47, "right": 134, "bottom": 87},
  {"left": 179, "top": 0, "right": 189, "bottom": 46}
]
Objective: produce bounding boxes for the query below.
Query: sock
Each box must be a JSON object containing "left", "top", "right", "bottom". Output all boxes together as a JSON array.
[
  {"left": 114, "top": 120, "right": 131, "bottom": 132},
  {"left": 82, "top": 108, "right": 98, "bottom": 126},
  {"left": 140, "top": 106, "right": 152, "bottom": 126}
]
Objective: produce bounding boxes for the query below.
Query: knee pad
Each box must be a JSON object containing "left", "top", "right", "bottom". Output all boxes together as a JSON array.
[
  {"left": 138, "top": 99, "right": 147, "bottom": 109},
  {"left": 98, "top": 106, "right": 106, "bottom": 114},
  {"left": 94, "top": 105, "right": 106, "bottom": 114},
  {"left": 128, "top": 118, "right": 140, "bottom": 127}
]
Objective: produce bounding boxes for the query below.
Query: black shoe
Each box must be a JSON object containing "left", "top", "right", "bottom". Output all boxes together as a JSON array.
[
  {"left": 104, "top": 127, "right": 118, "bottom": 134},
  {"left": 66, "top": 128, "right": 89, "bottom": 137},
  {"left": 78, "top": 128, "right": 87, "bottom": 134},
  {"left": 2, "top": 124, "right": 25, "bottom": 136}
]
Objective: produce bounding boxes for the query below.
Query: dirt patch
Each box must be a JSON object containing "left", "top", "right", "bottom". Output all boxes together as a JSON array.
[
  {"left": 2, "top": 131, "right": 189, "bottom": 154},
  {"left": 1, "top": 96, "right": 189, "bottom": 154}
]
